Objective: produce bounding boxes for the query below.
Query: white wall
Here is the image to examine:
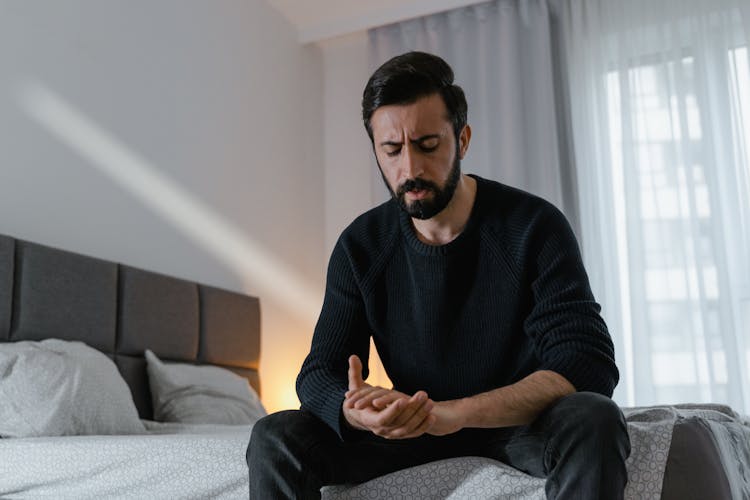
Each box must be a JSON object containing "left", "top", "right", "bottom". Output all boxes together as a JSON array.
[
  {"left": 320, "top": 32, "right": 374, "bottom": 255},
  {"left": 318, "top": 32, "right": 394, "bottom": 386},
  {"left": 0, "top": 0, "right": 325, "bottom": 412}
]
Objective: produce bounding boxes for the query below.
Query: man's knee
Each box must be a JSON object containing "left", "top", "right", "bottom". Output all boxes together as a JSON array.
[
  {"left": 558, "top": 392, "right": 625, "bottom": 433},
  {"left": 247, "top": 410, "right": 305, "bottom": 463},
  {"left": 538, "top": 393, "right": 629, "bottom": 497},
  {"left": 246, "top": 409, "right": 335, "bottom": 466},
  {"left": 247, "top": 409, "right": 340, "bottom": 496},
  {"left": 545, "top": 391, "right": 630, "bottom": 459}
]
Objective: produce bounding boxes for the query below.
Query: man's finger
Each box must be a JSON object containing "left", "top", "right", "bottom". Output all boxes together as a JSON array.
[
  {"left": 375, "top": 392, "right": 427, "bottom": 428},
  {"left": 392, "top": 399, "right": 434, "bottom": 432},
  {"left": 348, "top": 355, "right": 365, "bottom": 391},
  {"left": 396, "top": 396, "right": 434, "bottom": 432},
  {"left": 353, "top": 388, "right": 404, "bottom": 410},
  {"left": 377, "top": 398, "right": 434, "bottom": 439},
  {"left": 400, "top": 412, "right": 436, "bottom": 439},
  {"left": 371, "top": 392, "right": 404, "bottom": 410},
  {"left": 371, "top": 398, "right": 405, "bottom": 429},
  {"left": 344, "top": 386, "right": 386, "bottom": 409},
  {"left": 384, "top": 391, "right": 429, "bottom": 427}
]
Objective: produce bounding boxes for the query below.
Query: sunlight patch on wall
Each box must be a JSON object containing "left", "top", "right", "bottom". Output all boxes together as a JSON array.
[{"left": 17, "top": 79, "right": 321, "bottom": 323}]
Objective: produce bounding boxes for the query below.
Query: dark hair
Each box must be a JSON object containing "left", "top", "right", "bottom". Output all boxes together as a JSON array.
[{"left": 362, "top": 51, "right": 467, "bottom": 143}]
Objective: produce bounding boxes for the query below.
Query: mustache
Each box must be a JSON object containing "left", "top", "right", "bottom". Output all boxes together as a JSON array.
[{"left": 396, "top": 178, "right": 438, "bottom": 197}]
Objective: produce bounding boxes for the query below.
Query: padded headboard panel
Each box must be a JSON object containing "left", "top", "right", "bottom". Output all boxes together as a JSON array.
[{"left": 0, "top": 233, "right": 261, "bottom": 419}]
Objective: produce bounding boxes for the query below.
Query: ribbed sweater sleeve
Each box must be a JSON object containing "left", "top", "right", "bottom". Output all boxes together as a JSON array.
[
  {"left": 295, "top": 239, "right": 371, "bottom": 440},
  {"left": 521, "top": 205, "right": 618, "bottom": 396}
]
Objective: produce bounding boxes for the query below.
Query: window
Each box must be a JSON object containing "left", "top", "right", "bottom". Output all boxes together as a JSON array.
[{"left": 605, "top": 45, "right": 750, "bottom": 407}]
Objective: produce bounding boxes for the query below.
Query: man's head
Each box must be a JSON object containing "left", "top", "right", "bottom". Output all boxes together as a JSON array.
[
  {"left": 362, "top": 51, "right": 468, "bottom": 145},
  {"left": 362, "top": 52, "right": 470, "bottom": 220}
]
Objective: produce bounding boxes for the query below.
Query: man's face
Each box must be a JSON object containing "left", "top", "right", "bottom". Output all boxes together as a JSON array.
[{"left": 370, "top": 93, "right": 468, "bottom": 220}]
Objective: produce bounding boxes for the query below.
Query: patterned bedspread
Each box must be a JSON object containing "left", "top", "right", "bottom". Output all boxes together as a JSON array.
[{"left": 0, "top": 406, "right": 747, "bottom": 499}]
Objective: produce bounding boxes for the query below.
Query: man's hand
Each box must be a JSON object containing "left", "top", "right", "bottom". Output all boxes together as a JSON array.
[{"left": 342, "top": 355, "right": 435, "bottom": 439}]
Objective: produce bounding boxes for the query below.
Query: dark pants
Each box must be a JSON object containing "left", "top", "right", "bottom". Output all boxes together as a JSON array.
[{"left": 246, "top": 392, "right": 631, "bottom": 499}]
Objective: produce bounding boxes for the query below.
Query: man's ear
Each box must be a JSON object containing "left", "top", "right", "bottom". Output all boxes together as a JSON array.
[{"left": 458, "top": 124, "right": 472, "bottom": 159}]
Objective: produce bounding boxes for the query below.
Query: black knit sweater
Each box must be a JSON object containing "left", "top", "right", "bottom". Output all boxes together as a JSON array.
[{"left": 297, "top": 175, "right": 618, "bottom": 440}]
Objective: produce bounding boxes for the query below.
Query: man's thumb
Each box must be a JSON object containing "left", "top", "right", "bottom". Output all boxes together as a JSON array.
[{"left": 348, "top": 355, "right": 364, "bottom": 391}]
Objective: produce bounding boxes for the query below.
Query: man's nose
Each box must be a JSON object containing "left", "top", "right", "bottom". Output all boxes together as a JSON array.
[{"left": 402, "top": 144, "right": 423, "bottom": 179}]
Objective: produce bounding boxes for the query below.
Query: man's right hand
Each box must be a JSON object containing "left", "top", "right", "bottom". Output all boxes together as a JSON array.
[{"left": 342, "top": 355, "right": 435, "bottom": 439}]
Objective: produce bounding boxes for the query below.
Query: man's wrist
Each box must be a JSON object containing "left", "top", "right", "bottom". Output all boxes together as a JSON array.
[
  {"left": 460, "top": 397, "right": 475, "bottom": 428},
  {"left": 441, "top": 397, "right": 472, "bottom": 430}
]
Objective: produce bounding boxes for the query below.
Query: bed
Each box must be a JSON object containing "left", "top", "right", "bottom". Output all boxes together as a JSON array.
[
  {"left": 0, "top": 232, "right": 263, "bottom": 499},
  {"left": 1, "top": 232, "right": 749, "bottom": 499}
]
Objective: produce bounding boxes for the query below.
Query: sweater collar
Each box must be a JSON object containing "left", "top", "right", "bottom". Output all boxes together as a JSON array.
[{"left": 398, "top": 174, "right": 484, "bottom": 256}]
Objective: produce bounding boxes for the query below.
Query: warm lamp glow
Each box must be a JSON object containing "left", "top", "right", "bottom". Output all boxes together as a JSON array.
[
  {"left": 279, "top": 385, "right": 301, "bottom": 412},
  {"left": 367, "top": 337, "right": 392, "bottom": 389},
  {"left": 262, "top": 385, "right": 298, "bottom": 415},
  {"left": 261, "top": 364, "right": 302, "bottom": 414}
]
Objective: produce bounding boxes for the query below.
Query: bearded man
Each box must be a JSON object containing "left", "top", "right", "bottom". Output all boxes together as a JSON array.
[{"left": 246, "top": 51, "right": 631, "bottom": 500}]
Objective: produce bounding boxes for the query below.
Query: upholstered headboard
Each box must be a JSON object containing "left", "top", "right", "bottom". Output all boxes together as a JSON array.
[{"left": 0, "top": 233, "right": 261, "bottom": 420}]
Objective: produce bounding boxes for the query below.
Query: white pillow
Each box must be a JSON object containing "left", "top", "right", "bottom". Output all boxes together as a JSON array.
[
  {"left": 0, "top": 339, "right": 145, "bottom": 437},
  {"left": 145, "top": 350, "right": 266, "bottom": 425}
]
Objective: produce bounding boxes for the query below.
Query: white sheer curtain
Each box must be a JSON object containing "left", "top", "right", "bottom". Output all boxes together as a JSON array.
[
  {"left": 368, "top": 1, "right": 581, "bottom": 232},
  {"left": 369, "top": 0, "right": 750, "bottom": 413},
  {"left": 557, "top": 0, "right": 750, "bottom": 412}
]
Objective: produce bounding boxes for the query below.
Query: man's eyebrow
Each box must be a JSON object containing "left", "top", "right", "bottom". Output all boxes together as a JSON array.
[
  {"left": 378, "top": 134, "right": 441, "bottom": 147},
  {"left": 411, "top": 134, "right": 441, "bottom": 144}
]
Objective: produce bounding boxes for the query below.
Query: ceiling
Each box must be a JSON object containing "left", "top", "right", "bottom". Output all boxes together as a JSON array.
[{"left": 265, "top": 0, "right": 488, "bottom": 44}]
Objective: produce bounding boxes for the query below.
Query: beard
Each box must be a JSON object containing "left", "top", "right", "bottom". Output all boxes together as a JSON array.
[{"left": 379, "top": 152, "right": 462, "bottom": 220}]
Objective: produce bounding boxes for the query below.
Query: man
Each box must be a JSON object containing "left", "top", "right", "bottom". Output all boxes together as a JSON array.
[{"left": 247, "top": 51, "right": 630, "bottom": 499}]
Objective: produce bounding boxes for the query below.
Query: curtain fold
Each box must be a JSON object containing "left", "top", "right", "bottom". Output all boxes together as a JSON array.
[{"left": 369, "top": 0, "right": 750, "bottom": 413}]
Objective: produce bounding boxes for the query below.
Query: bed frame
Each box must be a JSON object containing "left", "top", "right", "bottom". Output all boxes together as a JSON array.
[{"left": 0, "top": 232, "right": 260, "bottom": 420}]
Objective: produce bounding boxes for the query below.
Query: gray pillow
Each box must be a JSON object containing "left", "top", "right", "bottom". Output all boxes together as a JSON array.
[
  {"left": 0, "top": 339, "right": 145, "bottom": 437},
  {"left": 145, "top": 350, "right": 266, "bottom": 425}
]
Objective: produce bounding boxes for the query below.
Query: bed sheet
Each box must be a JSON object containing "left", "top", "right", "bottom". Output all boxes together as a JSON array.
[{"left": 0, "top": 422, "right": 253, "bottom": 500}]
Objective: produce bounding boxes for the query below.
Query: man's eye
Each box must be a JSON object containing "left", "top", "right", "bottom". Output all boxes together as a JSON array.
[
  {"left": 385, "top": 149, "right": 401, "bottom": 157},
  {"left": 419, "top": 141, "right": 439, "bottom": 152}
]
